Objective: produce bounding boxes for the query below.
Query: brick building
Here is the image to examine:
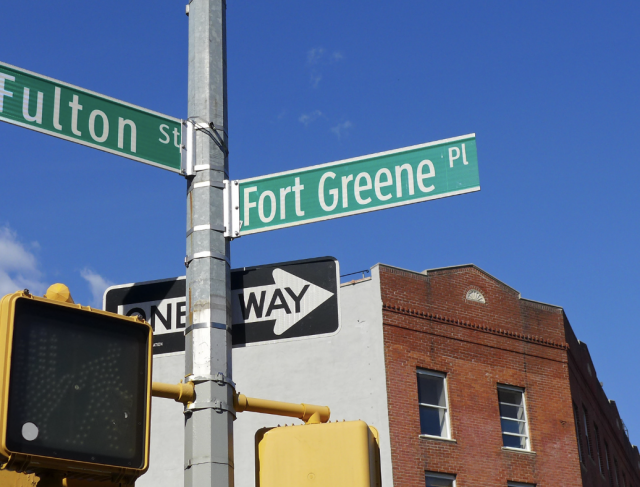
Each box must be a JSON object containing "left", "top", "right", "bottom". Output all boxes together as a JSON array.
[
  {"left": 378, "top": 263, "right": 640, "bottom": 486},
  {"left": 138, "top": 261, "right": 639, "bottom": 487}
]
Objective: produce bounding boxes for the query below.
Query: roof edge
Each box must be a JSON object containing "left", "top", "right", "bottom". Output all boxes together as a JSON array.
[
  {"left": 422, "top": 264, "right": 521, "bottom": 297},
  {"left": 377, "top": 262, "right": 564, "bottom": 311},
  {"left": 520, "top": 297, "right": 563, "bottom": 311}
]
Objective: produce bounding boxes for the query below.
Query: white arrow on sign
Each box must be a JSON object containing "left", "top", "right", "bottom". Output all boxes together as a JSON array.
[{"left": 231, "top": 268, "right": 334, "bottom": 335}]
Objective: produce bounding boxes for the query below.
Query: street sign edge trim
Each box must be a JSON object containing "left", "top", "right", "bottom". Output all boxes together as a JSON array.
[
  {"left": 240, "top": 186, "right": 481, "bottom": 235},
  {"left": 238, "top": 133, "right": 476, "bottom": 183},
  {"left": 0, "top": 61, "right": 182, "bottom": 122},
  {"left": 0, "top": 115, "right": 182, "bottom": 173},
  {"left": 103, "top": 276, "right": 186, "bottom": 310}
]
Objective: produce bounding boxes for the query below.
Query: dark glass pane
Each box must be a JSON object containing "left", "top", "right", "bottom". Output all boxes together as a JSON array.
[
  {"left": 501, "top": 419, "right": 526, "bottom": 435},
  {"left": 499, "top": 403, "right": 525, "bottom": 420},
  {"left": 417, "top": 374, "right": 445, "bottom": 407},
  {"left": 425, "top": 475, "right": 454, "bottom": 487},
  {"left": 498, "top": 388, "right": 523, "bottom": 406},
  {"left": 420, "top": 406, "right": 445, "bottom": 436},
  {"left": 7, "top": 298, "right": 150, "bottom": 468},
  {"left": 503, "top": 434, "right": 527, "bottom": 449}
]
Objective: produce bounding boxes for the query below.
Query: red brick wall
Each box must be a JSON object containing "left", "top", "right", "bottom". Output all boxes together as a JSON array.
[
  {"left": 564, "top": 321, "right": 640, "bottom": 487},
  {"left": 379, "top": 264, "right": 584, "bottom": 487}
]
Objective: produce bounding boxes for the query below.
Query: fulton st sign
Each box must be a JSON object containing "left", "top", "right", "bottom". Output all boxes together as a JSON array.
[
  {"left": 236, "top": 134, "right": 480, "bottom": 235},
  {"left": 0, "top": 61, "right": 182, "bottom": 172}
]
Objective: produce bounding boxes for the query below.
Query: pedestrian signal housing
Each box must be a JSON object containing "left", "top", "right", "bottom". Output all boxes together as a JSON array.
[
  {"left": 256, "top": 420, "right": 381, "bottom": 487},
  {"left": 0, "top": 288, "right": 153, "bottom": 484}
]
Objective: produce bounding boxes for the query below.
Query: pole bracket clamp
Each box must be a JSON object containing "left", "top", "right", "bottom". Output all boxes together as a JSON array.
[
  {"left": 187, "top": 180, "right": 226, "bottom": 194},
  {"left": 186, "top": 224, "right": 226, "bottom": 237},
  {"left": 185, "top": 399, "right": 236, "bottom": 416},
  {"left": 184, "top": 251, "right": 229, "bottom": 267},
  {"left": 181, "top": 117, "right": 229, "bottom": 177},
  {"left": 184, "top": 322, "right": 231, "bottom": 335},
  {"left": 187, "top": 372, "right": 236, "bottom": 389}
]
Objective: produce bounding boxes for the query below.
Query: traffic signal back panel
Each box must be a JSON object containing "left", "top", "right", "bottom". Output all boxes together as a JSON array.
[
  {"left": 256, "top": 420, "right": 381, "bottom": 487},
  {"left": 0, "top": 291, "right": 152, "bottom": 481}
]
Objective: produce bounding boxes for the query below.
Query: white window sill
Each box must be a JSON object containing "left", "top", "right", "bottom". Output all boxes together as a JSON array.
[
  {"left": 502, "top": 447, "right": 536, "bottom": 455},
  {"left": 419, "top": 435, "right": 457, "bottom": 444}
]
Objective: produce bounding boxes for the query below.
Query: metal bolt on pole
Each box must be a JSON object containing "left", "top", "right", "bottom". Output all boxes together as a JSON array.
[{"left": 185, "top": 1, "right": 233, "bottom": 487}]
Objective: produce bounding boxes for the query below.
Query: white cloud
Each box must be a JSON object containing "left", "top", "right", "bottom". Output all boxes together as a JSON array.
[
  {"left": 0, "top": 228, "right": 113, "bottom": 308},
  {"left": 330, "top": 121, "right": 353, "bottom": 139},
  {"left": 307, "top": 47, "right": 326, "bottom": 65},
  {"left": 306, "top": 47, "right": 344, "bottom": 88},
  {"left": 310, "top": 74, "right": 323, "bottom": 89},
  {"left": 307, "top": 47, "right": 345, "bottom": 65},
  {"left": 81, "top": 268, "right": 114, "bottom": 309},
  {"left": 0, "top": 226, "right": 45, "bottom": 296},
  {"left": 299, "top": 110, "right": 323, "bottom": 126}
]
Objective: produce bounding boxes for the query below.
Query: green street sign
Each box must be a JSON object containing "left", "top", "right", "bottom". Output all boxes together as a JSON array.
[
  {"left": 236, "top": 134, "right": 480, "bottom": 235},
  {"left": 0, "top": 61, "right": 182, "bottom": 172}
]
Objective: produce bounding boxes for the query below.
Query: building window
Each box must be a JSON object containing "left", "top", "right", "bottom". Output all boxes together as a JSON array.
[
  {"left": 594, "top": 423, "right": 603, "bottom": 474},
  {"left": 614, "top": 458, "right": 621, "bottom": 486},
  {"left": 508, "top": 483, "right": 536, "bottom": 487},
  {"left": 417, "top": 370, "right": 450, "bottom": 438},
  {"left": 583, "top": 406, "right": 593, "bottom": 459},
  {"left": 498, "top": 385, "right": 530, "bottom": 450},
  {"left": 574, "top": 403, "right": 584, "bottom": 463},
  {"left": 425, "top": 472, "right": 456, "bottom": 487},
  {"left": 605, "top": 441, "right": 614, "bottom": 487}
]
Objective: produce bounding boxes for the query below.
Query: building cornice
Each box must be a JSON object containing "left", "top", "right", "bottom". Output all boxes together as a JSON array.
[
  {"left": 378, "top": 263, "right": 563, "bottom": 311},
  {"left": 382, "top": 302, "right": 569, "bottom": 350}
]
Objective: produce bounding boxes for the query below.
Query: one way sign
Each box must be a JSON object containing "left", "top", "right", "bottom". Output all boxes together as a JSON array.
[
  {"left": 232, "top": 268, "right": 334, "bottom": 335},
  {"left": 104, "top": 257, "right": 341, "bottom": 354}
]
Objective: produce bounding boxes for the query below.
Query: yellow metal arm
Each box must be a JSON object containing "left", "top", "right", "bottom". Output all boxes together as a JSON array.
[
  {"left": 151, "top": 382, "right": 330, "bottom": 424},
  {"left": 151, "top": 381, "right": 196, "bottom": 404},
  {"left": 234, "top": 393, "right": 330, "bottom": 424},
  {"left": 0, "top": 470, "right": 130, "bottom": 487}
]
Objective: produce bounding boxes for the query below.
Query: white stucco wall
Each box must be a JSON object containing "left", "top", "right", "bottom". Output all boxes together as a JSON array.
[{"left": 138, "top": 265, "right": 393, "bottom": 487}]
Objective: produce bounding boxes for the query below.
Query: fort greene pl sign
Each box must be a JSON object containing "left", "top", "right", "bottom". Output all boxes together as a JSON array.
[{"left": 234, "top": 134, "right": 480, "bottom": 235}]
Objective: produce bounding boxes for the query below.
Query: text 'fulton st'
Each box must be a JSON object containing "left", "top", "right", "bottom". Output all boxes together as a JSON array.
[
  {"left": 0, "top": 63, "right": 182, "bottom": 171},
  {"left": 239, "top": 135, "right": 480, "bottom": 234}
]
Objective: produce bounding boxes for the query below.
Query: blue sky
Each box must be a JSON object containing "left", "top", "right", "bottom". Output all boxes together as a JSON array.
[{"left": 0, "top": 1, "right": 639, "bottom": 445}]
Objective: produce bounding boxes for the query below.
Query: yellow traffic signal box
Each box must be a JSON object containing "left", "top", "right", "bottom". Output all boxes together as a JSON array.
[
  {"left": 0, "top": 288, "right": 153, "bottom": 484},
  {"left": 256, "top": 420, "right": 381, "bottom": 487}
]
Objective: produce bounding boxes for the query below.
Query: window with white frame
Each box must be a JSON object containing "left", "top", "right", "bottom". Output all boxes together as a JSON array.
[
  {"left": 498, "top": 385, "right": 530, "bottom": 450},
  {"left": 417, "top": 370, "right": 450, "bottom": 438},
  {"left": 508, "top": 482, "right": 536, "bottom": 487},
  {"left": 425, "top": 472, "right": 456, "bottom": 487}
]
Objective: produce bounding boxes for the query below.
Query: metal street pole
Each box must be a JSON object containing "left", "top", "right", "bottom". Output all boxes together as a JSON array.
[{"left": 185, "top": 1, "right": 233, "bottom": 487}]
